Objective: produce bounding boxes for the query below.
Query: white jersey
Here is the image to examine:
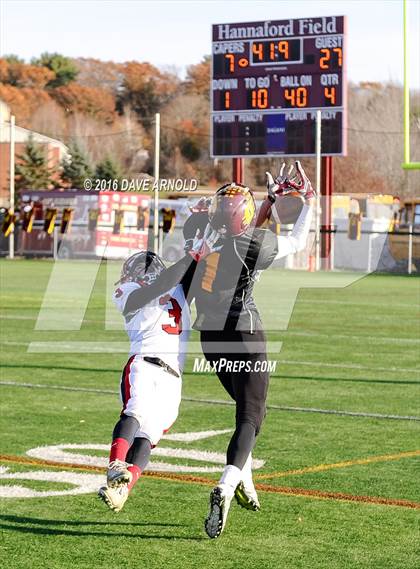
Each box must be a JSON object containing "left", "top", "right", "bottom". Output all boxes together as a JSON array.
[{"left": 113, "top": 282, "right": 190, "bottom": 375}]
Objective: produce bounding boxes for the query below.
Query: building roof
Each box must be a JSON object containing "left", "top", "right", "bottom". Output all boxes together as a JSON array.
[{"left": 0, "top": 99, "right": 69, "bottom": 155}]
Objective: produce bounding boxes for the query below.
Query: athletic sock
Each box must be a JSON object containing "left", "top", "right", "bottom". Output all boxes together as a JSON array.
[
  {"left": 109, "top": 414, "right": 140, "bottom": 463},
  {"left": 241, "top": 452, "right": 254, "bottom": 486},
  {"left": 109, "top": 437, "right": 130, "bottom": 463},
  {"left": 127, "top": 465, "right": 142, "bottom": 491},
  {"left": 219, "top": 464, "right": 242, "bottom": 494}
]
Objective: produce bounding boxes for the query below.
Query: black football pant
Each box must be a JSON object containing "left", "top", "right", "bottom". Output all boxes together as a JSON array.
[{"left": 201, "top": 329, "right": 269, "bottom": 470}]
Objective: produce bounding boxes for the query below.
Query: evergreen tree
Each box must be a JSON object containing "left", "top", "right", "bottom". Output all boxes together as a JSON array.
[
  {"left": 15, "top": 135, "right": 57, "bottom": 190},
  {"left": 31, "top": 53, "right": 78, "bottom": 88},
  {"left": 95, "top": 156, "right": 121, "bottom": 182},
  {"left": 61, "top": 143, "right": 93, "bottom": 188}
]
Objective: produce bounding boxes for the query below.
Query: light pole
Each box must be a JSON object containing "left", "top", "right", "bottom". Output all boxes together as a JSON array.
[
  {"left": 153, "top": 113, "right": 160, "bottom": 254},
  {"left": 9, "top": 115, "right": 15, "bottom": 259}
]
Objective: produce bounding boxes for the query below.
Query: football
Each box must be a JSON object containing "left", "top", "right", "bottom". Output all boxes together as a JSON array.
[{"left": 271, "top": 193, "right": 305, "bottom": 225}]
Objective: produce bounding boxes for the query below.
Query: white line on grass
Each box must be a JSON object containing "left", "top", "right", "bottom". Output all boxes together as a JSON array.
[
  {"left": 276, "top": 360, "right": 420, "bottom": 375},
  {"left": 296, "top": 299, "right": 416, "bottom": 309},
  {"left": 2, "top": 329, "right": 418, "bottom": 348},
  {"left": 0, "top": 328, "right": 420, "bottom": 351},
  {"left": 281, "top": 331, "right": 420, "bottom": 344},
  {"left": 1, "top": 380, "right": 419, "bottom": 422}
]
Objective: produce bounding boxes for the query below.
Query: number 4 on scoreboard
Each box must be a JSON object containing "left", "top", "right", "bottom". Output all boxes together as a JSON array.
[{"left": 324, "top": 86, "right": 336, "bottom": 105}]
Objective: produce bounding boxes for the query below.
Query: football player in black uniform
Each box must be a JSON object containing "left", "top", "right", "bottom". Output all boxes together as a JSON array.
[{"left": 182, "top": 161, "right": 316, "bottom": 538}]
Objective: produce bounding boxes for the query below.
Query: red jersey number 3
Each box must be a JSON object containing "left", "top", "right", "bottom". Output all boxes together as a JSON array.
[{"left": 159, "top": 295, "right": 182, "bottom": 335}]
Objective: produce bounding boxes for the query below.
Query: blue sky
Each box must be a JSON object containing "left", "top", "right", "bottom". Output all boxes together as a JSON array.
[{"left": 0, "top": 0, "right": 419, "bottom": 87}]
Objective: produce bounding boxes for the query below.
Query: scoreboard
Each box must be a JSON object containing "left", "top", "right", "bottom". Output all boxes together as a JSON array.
[{"left": 211, "top": 16, "right": 347, "bottom": 157}]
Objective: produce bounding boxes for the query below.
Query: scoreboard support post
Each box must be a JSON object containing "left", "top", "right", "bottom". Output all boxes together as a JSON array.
[
  {"left": 321, "top": 156, "right": 333, "bottom": 270},
  {"left": 233, "top": 158, "right": 244, "bottom": 185}
]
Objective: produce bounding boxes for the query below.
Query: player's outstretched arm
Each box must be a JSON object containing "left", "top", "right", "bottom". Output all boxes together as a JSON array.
[
  {"left": 123, "top": 253, "right": 197, "bottom": 316},
  {"left": 274, "top": 161, "right": 316, "bottom": 259},
  {"left": 123, "top": 224, "right": 220, "bottom": 315}
]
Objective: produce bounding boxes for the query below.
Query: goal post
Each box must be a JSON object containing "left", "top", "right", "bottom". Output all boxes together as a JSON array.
[{"left": 402, "top": 0, "right": 420, "bottom": 170}]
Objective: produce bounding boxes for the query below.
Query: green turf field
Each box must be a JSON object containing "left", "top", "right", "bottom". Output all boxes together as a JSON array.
[{"left": 0, "top": 259, "right": 419, "bottom": 569}]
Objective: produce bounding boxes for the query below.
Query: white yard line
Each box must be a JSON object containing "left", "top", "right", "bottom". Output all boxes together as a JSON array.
[
  {"left": 0, "top": 314, "right": 121, "bottom": 325},
  {"left": 1, "top": 330, "right": 419, "bottom": 350},
  {"left": 1, "top": 380, "right": 419, "bottom": 422},
  {"left": 296, "top": 299, "right": 416, "bottom": 309},
  {"left": 280, "top": 331, "right": 420, "bottom": 344},
  {"left": 276, "top": 360, "right": 420, "bottom": 375}
]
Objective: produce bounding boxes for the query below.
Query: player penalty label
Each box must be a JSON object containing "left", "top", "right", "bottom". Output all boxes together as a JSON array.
[{"left": 193, "top": 358, "right": 277, "bottom": 374}]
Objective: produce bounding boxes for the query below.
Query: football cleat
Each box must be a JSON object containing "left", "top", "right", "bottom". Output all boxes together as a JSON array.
[
  {"left": 106, "top": 459, "right": 132, "bottom": 487},
  {"left": 234, "top": 481, "right": 261, "bottom": 511},
  {"left": 98, "top": 485, "right": 129, "bottom": 513},
  {"left": 204, "top": 485, "right": 234, "bottom": 539}
]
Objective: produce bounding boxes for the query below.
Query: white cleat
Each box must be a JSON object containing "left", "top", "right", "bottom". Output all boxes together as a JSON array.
[
  {"left": 204, "top": 485, "right": 234, "bottom": 539},
  {"left": 98, "top": 485, "right": 129, "bottom": 512},
  {"left": 106, "top": 460, "right": 132, "bottom": 488},
  {"left": 234, "top": 480, "right": 261, "bottom": 511}
]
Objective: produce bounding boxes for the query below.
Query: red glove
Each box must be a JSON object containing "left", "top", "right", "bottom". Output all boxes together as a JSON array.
[{"left": 266, "top": 161, "right": 316, "bottom": 201}]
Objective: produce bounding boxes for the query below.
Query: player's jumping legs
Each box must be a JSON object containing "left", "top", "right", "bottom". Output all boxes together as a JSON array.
[
  {"left": 226, "top": 422, "right": 256, "bottom": 469},
  {"left": 110, "top": 414, "right": 140, "bottom": 462},
  {"left": 98, "top": 414, "right": 141, "bottom": 511},
  {"left": 106, "top": 413, "right": 140, "bottom": 487},
  {"left": 202, "top": 330, "right": 268, "bottom": 536},
  {"left": 125, "top": 436, "right": 153, "bottom": 491}
]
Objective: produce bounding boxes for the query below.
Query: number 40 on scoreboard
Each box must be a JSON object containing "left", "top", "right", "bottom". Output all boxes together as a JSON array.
[{"left": 211, "top": 16, "right": 347, "bottom": 157}]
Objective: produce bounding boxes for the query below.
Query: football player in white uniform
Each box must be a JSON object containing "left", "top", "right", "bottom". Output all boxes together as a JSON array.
[{"left": 98, "top": 250, "right": 193, "bottom": 512}]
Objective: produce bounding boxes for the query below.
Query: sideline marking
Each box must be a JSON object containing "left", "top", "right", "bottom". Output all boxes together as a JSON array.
[
  {"left": 255, "top": 450, "right": 420, "bottom": 480},
  {"left": 1, "top": 380, "right": 420, "bottom": 422},
  {"left": 1, "top": 454, "right": 419, "bottom": 510}
]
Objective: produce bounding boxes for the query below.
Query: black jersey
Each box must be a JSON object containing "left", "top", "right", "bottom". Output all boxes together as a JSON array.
[
  {"left": 189, "top": 226, "right": 278, "bottom": 333},
  {"left": 125, "top": 215, "right": 278, "bottom": 332}
]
